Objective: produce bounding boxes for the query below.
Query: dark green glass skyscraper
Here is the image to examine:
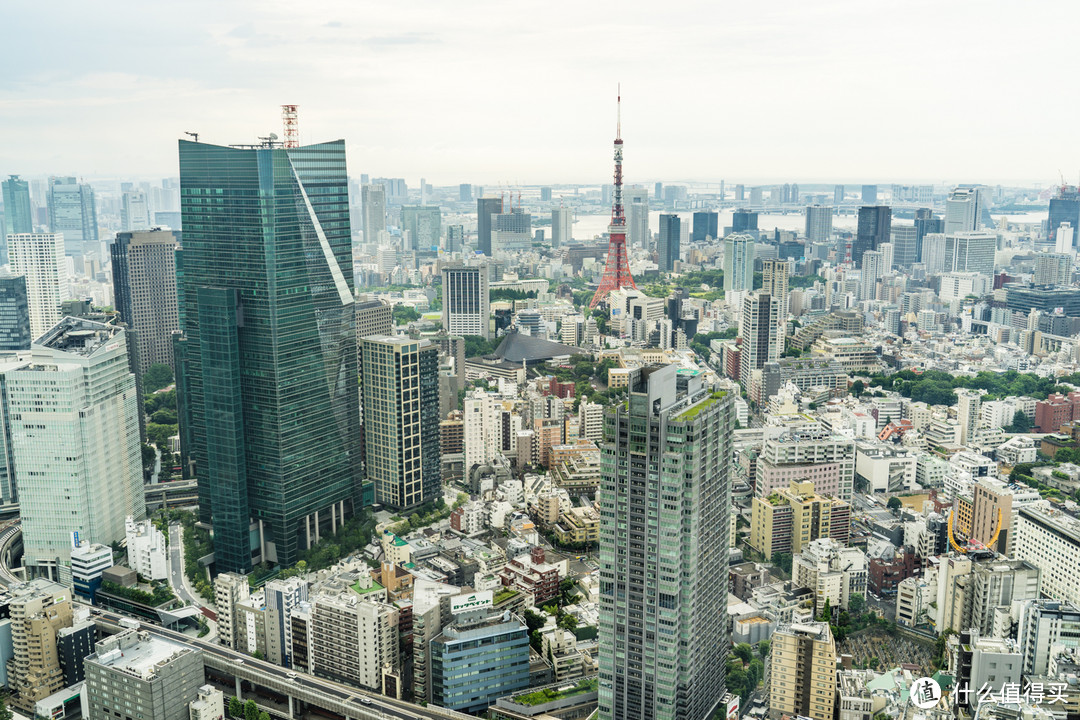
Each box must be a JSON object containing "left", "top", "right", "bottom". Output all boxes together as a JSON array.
[
  {"left": 2, "top": 175, "right": 33, "bottom": 266},
  {"left": 176, "top": 139, "right": 360, "bottom": 574}
]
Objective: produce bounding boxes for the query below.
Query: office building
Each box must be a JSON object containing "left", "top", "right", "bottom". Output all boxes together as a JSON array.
[
  {"left": 804, "top": 205, "right": 832, "bottom": 242},
  {"left": 6, "top": 580, "right": 76, "bottom": 715},
  {"left": 739, "top": 293, "right": 781, "bottom": 387},
  {"left": 47, "top": 177, "right": 98, "bottom": 257},
  {"left": 731, "top": 208, "right": 757, "bottom": 233},
  {"left": 6, "top": 319, "right": 143, "bottom": 581},
  {"left": 922, "top": 233, "right": 947, "bottom": 275},
  {"left": 0, "top": 271, "right": 30, "bottom": 350},
  {"left": 111, "top": 229, "right": 180, "bottom": 374},
  {"left": 355, "top": 296, "right": 393, "bottom": 340},
  {"left": 1015, "top": 504, "right": 1080, "bottom": 605},
  {"left": 833, "top": 185, "right": 844, "bottom": 203},
  {"left": 491, "top": 207, "right": 532, "bottom": 254},
  {"left": 890, "top": 224, "right": 918, "bottom": 269},
  {"left": 121, "top": 190, "right": 151, "bottom": 231},
  {"left": 723, "top": 233, "right": 755, "bottom": 294},
  {"left": 458, "top": 184, "right": 472, "bottom": 202},
  {"left": 1017, "top": 600, "right": 1080, "bottom": 677},
  {"left": 853, "top": 206, "right": 891, "bottom": 268},
  {"left": 1049, "top": 186, "right": 1080, "bottom": 245},
  {"left": 445, "top": 224, "right": 464, "bottom": 253},
  {"left": 754, "top": 426, "right": 856, "bottom": 500},
  {"left": 176, "top": 139, "right": 361, "bottom": 574},
  {"left": 361, "top": 183, "right": 386, "bottom": 243},
  {"left": 761, "top": 259, "right": 789, "bottom": 323},
  {"left": 598, "top": 365, "right": 733, "bottom": 720},
  {"left": 441, "top": 265, "right": 489, "bottom": 339},
  {"left": 310, "top": 587, "right": 399, "bottom": 692},
  {"left": 914, "top": 208, "right": 942, "bottom": 261},
  {"left": 692, "top": 211, "right": 719, "bottom": 242},
  {"left": 945, "top": 185, "right": 985, "bottom": 233},
  {"left": 551, "top": 207, "right": 573, "bottom": 248},
  {"left": 658, "top": 213, "right": 680, "bottom": 272},
  {"left": 956, "top": 388, "right": 981, "bottom": 447},
  {"left": 770, "top": 623, "right": 836, "bottom": 720},
  {"left": 431, "top": 604, "right": 530, "bottom": 714},
  {"left": 861, "top": 185, "right": 877, "bottom": 203},
  {"left": 947, "top": 231, "right": 996, "bottom": 276},
  {"left": 84, "top": 629, "right": 205, "bottom": 720},
  {"left": 2, "top": 175, "right": 32, "bottom": 264},
  {"left": 8, "top": 232, "right": 68, "bottom": 339},
  {"left": 360, "top": 336, "right": 441, "bottom": 510},
  {"left": 476, "top": 197, "right": 503, "bottom": 256},
  {"left": 71, "top": 542, "right": 112, "bottom": 603},
  {"left": 860, "top": 250, "right": 885, "bottom": 301},
  {"left": 750, "top": 481, "right": 851, "bottom": 557},
  {"left": 1035, "top": 253, "right": 1072, "bottom": 286},
  {"left": 1056, "top": 223, "right": 1075, "bottom": 255},
  {"left": 400, "top": 205, "right": 441, "bottom": 251},
  {"left": 627, "top": 194, "right": 649, "bottom": 249}
]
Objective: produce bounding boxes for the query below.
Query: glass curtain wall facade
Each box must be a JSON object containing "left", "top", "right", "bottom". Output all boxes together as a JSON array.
[
  {"left": 176, "top": 139, "right": 360, "bottom": 574},
  {"left": 598, "top": 365, "right": 733, "bottom": 720}
]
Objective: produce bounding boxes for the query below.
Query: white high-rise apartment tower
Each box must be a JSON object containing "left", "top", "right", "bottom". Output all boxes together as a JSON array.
[
  {"left": 724, "top": 233, "right": 756, "bottom": 293},
  {"left": 7, "top": 233, "right": 69, "bottom": 339}
]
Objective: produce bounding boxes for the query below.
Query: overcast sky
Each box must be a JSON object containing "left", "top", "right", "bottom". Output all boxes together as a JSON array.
[{"left": 3, "top": 0, "right": 1077, "bottom": 187}]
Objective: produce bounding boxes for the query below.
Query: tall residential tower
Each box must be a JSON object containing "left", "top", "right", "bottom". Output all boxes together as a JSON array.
[{"left": 598, "top": 365, "right": 732, "bottom": 720}]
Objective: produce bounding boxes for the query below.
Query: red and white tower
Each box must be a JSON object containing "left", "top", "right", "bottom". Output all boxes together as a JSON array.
[{"left": 590, "top": 91, "right": 636, "bottom": 309}]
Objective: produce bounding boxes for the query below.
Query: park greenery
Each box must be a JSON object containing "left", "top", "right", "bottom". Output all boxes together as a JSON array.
[
  {"left": 100, "top": 579, "right": 176, "bottom": 607},
  {"left": 866, "top": 369, "right": 1080, "bottom": 407},
  {"left": 392, "top": 305, "right": 421, "bottom": 325},
  {"left": 726, "top": 644, "right": 765, "bottom": 702},
  {"left": 543, "top": 356, "right": 623, "bottom": 407},
  {"left": 491, "top": 289, "right": 538, "bottom": 302},
  {"left": 690, "top": 328, "right": 737, "bottom": 361},
  {"left": 228, "top": 697, "right": 271, "bottom": 720},
  {"left": 385, "top": 494, "right": 467, "bottom": 537},
  {"left": 462, "top": 335, "right": 500, "bottom": 358},
  {"left": 513, "top": 678, "right": 599, "bottom": 707},
  {"left": 142, "top": 366, "right": 179, "bottom": 479}
]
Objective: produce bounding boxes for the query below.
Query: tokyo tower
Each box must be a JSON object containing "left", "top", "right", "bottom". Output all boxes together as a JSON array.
[{"left": 589, "top": 91, "right": 636, "bottom": 309}]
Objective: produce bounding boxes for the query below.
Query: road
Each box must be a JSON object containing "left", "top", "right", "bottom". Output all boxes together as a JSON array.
[
  {"left": 91, "top": 609, "right": 465, "bottom": 720},
  {"left": 169, "top": 523, "right": 199, "bottom": 606}
]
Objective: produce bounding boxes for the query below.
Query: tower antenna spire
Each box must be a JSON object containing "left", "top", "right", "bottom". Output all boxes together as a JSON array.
[{"left": 590, "top": 87, "right": 636, "bottom": 309}]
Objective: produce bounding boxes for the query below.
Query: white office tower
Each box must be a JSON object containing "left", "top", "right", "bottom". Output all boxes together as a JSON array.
[
  {"left": 625, "top": 188, "right": 649, "bottom": 249},
  {"left": 1056, "top": 222, "right": 1075, "bottom": 255},
  {"left": 1034, "top": 253, "right": 1071, "bottom": 287},
  {"left": 7, "top": 233, "right": 69, "bottom": 339},
  {"left": 551, "top": 207, "right": 573, "bottom": 248},
  {"left": 922, "top": 233, "right": 947, "bottom": 275},
  {"left": 804, "top": 205, "right": 833, "bottom": 242},
  {"left": 120, "top": 190, "right": 151, "bottom": 231},
  {"left": 878, "top": 242, "right": 894, "bottom": 273},
  {"left": 125, "top": 516, "right": 167, "bottom": 581},
  {"left": 441, "top": 264, "right": 490, "bottom": 339},
  {"left": 6, "top": 318, "right": 144, "bottom": 582},
  {"left": 724, "top": 233, "right": 756, "bottom": 293},
  {"left": 944, "top": 186, "right": 985, "bottom": 233},
  {"left": 860, "top": 250, "right": 885, "bottom": 301},
  {"left": 947, "top": 231, "right": 997, "bottom": 276}
]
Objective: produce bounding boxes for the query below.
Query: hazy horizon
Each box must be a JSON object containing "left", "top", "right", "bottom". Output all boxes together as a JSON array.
[{"left": 4, "top": 0, "right": 1079, "bottom": 187}]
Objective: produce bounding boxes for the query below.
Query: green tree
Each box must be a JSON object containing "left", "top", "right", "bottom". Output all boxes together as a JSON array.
[
  {"left": 143, "top": 364, "right": 174, "bottom": 394},
  {"left": 887, "top": 497, "right": 902, "bottom": 510},
  {"left": 848, "top": 592, "right": 865, "bottom": 617},
  {"left": 732, "top": 643, "right": 753, "bottom": 664},
  {"left": 558, "top": 614, "right": 578, "bottom": 631},
  {"left": 244, "top": 699, "right": 259, "bottom": 720},
  {"left": 228, "top": 697, "right": 243, "bottom": 718},
  {"left": 1005, "top": 409, "right": 1033, "bottom": 433},
  {"left": 821, "top": 598, "right": 832, "bottom": 622},
  {"left": 770, "top": 551, "right": 793, "bottom": 575},
  {"left": 850, "top": 380, "right": 865, "bottom": 398},
  {"left": 392, "top": 305, "right": 421, "bottom": 325},
  {"left": 758, "top": 640, "right": 770, "bottom": 659},
  {"left": 0, "top": 694, "right": 12, "bottom": 720},
  {"left": 258, "top": 713, "right": 271, "bottom": 720}
]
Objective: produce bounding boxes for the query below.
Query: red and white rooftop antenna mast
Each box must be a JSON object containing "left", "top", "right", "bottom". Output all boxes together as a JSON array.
[{"left": 282, "top": 104, "right": 299, "bottom": 148}]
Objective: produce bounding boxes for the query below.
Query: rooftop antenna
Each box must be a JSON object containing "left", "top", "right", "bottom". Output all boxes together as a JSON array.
[
  {"left": 281, "top": 105, "right": 299, "bottom": 148},
  {"left": 184, "top": 131, "right": 199, "bottom": 142}
]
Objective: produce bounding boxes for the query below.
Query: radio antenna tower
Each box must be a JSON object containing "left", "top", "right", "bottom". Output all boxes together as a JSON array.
[
  {"left": 590, "top": 87, "right": 636, "bottom": 309},
  {"left": 281, "top": 104, "right": 299, "bottom": 148}
]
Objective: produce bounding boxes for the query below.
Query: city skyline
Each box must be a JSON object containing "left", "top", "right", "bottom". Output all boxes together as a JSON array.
[{"left": 4, "top": 1, "right": 1080, "bottom": 185}]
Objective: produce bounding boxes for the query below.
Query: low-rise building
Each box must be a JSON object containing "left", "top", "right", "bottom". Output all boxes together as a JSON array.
[
  {"left": 125, "top": 515, "right": 167, "bottom": 581},
  {"left": 750, "top": 481, "right": 851, "bottom": 557},
  {"left": 431, "top": 608, "right": 531, "bottom": 714},
  {"left": 498, "top": 547, "right": 561, "bottom": 605},
  {"left": 553, "top": 506, "right": 600, "bottom": 546}
]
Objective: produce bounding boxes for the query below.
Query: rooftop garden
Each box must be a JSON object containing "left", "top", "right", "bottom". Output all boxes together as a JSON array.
[
  {"left": 675, "top": 390, "right": 727, "bottom": 421},
  {"left": 511, "top": 677, "right": 599, "bottom": 707}
]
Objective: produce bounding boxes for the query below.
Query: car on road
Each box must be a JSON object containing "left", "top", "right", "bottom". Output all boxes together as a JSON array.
[{"left": 360, "top": 697, "right": 372, "bottom": 705}]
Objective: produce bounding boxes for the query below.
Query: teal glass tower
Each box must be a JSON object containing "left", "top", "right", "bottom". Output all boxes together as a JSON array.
[
  {"left": 598, "top": 365, "right": 732, "bottom": 720},
  {"left": 176, "top": 139, "right": 360, "bottom": 574},
  {"left": 2, "top": 175, "right": 33, "bottom": 265}
]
